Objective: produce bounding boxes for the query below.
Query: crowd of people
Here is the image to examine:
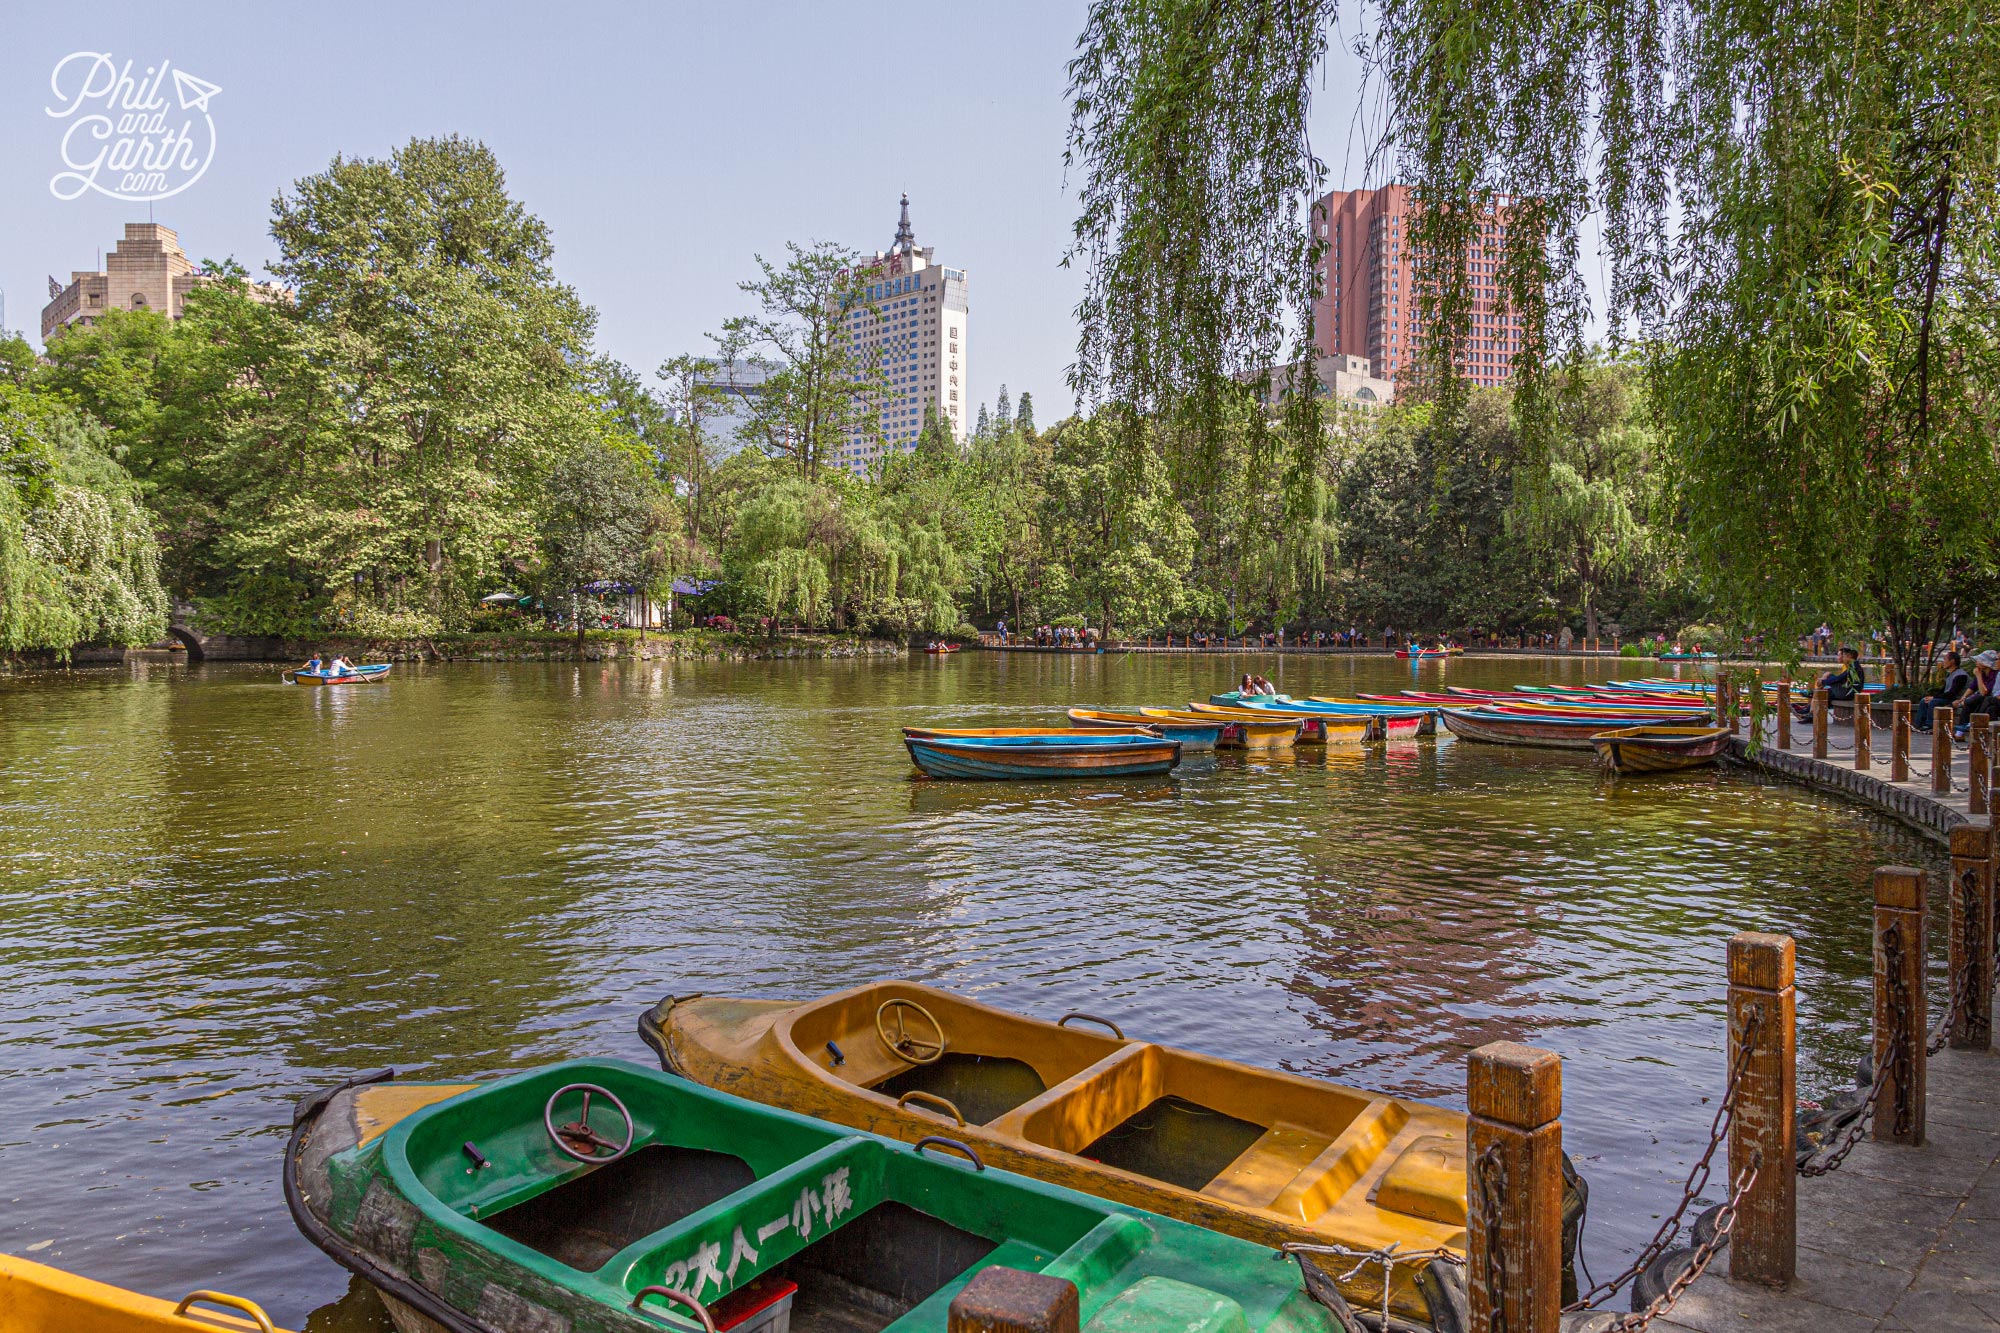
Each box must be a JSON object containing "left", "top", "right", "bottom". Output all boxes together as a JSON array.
[{"left": 1801, "top": 642, "right": 2000, "bottom": 741}]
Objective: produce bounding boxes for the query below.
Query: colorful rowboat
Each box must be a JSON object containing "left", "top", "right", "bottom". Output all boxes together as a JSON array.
[
  {"left": 1065, "top": 709, "right": 1225, "bottom": 750},
  {"left": 640, "top": 983, "right": 1584, "bottom": 1320},
  {"left": 285, "top": 663, "right": 392, "bottom": 686},
  {"left": 1439, "top": 707, "right": 1668, "bottom": 750},
  {"left": 904, "top": 727, "right": 1152, "bottom": 739},
  {"left": 1141, "top": 709, "right": 1298, "bottom": 750},
  {"left": 287, "top": 1059, "right": 1348, "bottom": 1333},
  {"left": 1393, "top": 650, "right": 1449, "bottom": 660},
  {"left": 0, "top": 1254, "right": 289, "bottom": 1333},
  {"left": 904, "top": 732, "right": 1182, "bottom": 779},
  {"left": 1656, "top": 651, "right": 1718, "bottom": 660},
  {"left": 1209, "top": 697, "right": 1434, "bottom": 738},
  {"left": 1591, "top": 725, "right": 1734, "bottom": 774}
]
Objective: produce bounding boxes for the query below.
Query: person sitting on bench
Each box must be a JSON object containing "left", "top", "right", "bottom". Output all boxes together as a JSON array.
[
  {"left": 1816, "top": 646, "right": 1866, "bottom": 703},
  {"left": 1915, "top": 651, "right": 1970, "bottom": 733}
]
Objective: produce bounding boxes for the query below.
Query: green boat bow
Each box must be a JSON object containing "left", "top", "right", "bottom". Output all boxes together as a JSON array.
[{"left": 286, "top": 1059, "right": 1346, "bottom": 1333}]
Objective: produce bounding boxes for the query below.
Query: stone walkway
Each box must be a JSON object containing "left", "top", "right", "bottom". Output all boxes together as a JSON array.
[
  {"left": 1657, "top": 1047, "right": 2000, "bottom": 1332},
  {"left": 1656, "top": 714, "right": 1997, "bottom": 1331},
  {"left": 1731, "top": 712, "right": 1986, "bottom": 842}
]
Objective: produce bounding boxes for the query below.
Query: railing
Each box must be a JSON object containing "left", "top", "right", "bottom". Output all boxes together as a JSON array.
[{"left": 1459, "top": 822, "right": 1997, "bottom": 1331}]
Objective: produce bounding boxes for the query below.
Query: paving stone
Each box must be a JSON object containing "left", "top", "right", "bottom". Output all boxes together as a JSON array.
[
  {"left": 1792, "top": 1175, "right": 1960, "bottom": 1255},
  {"left": 1882, "top": 1277, "right": 2000, "bottom": 1329}
]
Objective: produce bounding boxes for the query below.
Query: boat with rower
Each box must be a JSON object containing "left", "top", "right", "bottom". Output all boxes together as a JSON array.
[
  {"left": 287, "top": 1058, "right": 1350, "bottom": 1333},
  {"left": 903, "top": 730, "right": 1182, "bottom": 780},
  {"left": 285, "top": 663, "right": 392, "bottom": 686},
  {"left": 641, "top": 982, "right": 1586, "bottom": 1320},
  {"left": 1590, "top": 724, "right": 1734, "bottom": 774}
]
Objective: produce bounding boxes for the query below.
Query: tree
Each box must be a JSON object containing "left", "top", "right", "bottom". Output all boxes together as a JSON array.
[
  {"left": 1508, "top": 361, "right": 1659, "bottom": 641},
  {"left": 534, "top": 441, "right": 656, "bottom": 654},
  {"left": 1015, "top": 391, "right": 1036, "bottom": 438},
  {"left": 975, "top": 402, "right": 992, "bottom": 441},
  {"left": 0, "top": 384, "right": 167, "bottom": 652},
  {"left": 994, "top": 386, "right": 1012, "bottom": 431},
  {"left": 654, "top": 353, "right": 733, "bottom": 543},
  {"left": 1040, "top": 411, "right": 1194, "bottom": 636},
  {"left": 267, "top": 134, "right": 602, "bottom": 628},
  {"left": 718, "top": 242, "right": 883, "bottom": 476},
  {"left": 1063, "top": 0, "right": 2000, "bottom": 647}
]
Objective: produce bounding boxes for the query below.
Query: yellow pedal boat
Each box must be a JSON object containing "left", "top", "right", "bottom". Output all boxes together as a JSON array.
[
  {"left": 0, "top": 1254, "right": 289, "bottom": 1333},
  {"left": 639, "top": 982, "right": 1579, "bottom": 1319}
]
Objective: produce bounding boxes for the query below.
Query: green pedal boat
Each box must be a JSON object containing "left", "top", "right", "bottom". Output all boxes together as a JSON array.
[{"left": 285, "top": 1059, "right": 1351, "bottom": 1333}]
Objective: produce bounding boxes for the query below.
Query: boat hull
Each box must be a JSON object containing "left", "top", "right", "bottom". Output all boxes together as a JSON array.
[
  {"left": 1440, "top": 708, "right": 1628, "bottom": 750},
  {"left": 288, "top": 1059, "right": 1346, "bottom": 1333},
  {"left": 1067, "top": 709, "right": 1222, "bottom": 750},
  {"left": 289, "top": 664, "right": 392, "bottom": 686},
  {"left": 0, "top": 1255, "right": 289, "bottom": 1333},
  {"left": 1591, "top": 725, "right": 1733, "bottom": 774},
  {"left": 905, "top": 735, "right": 1181, "bottom": 779},
  {"left": 640, "top": 984, "right": 1521, "bottom": 1319}
]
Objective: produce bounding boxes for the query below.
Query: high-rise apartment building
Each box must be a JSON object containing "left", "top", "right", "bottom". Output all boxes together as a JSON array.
[
  {"left": 41, "top": 222, "right": 282, "bottom": 341},
  {"left": 1311, "top": 185, "right": 1522, "bottom": 389},
  {"left": 838, "top": 196, "right": 968, "bottom": 475}
]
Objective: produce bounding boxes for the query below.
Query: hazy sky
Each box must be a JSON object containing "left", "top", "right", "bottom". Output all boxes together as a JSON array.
[{"left": 0, "top": 3, "right": 1380, "bottom": 420}]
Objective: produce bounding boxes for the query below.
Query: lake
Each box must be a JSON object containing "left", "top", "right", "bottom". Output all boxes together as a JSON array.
[{"left": 0, "top": 651, "right": 1944, "bottom": 1326}]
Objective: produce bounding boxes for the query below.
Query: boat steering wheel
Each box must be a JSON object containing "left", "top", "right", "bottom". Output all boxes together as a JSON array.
[
  {"left": 544, "top": 1082, "right": 635, "bottom": 1164},
  {"left": 875, "top": 998, "right": 946, "bottom": 1065}
]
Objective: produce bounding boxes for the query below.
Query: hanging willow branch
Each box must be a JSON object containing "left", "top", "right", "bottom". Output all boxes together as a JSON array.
[{"left": 1066, "top": 0, "right": 2000, "bottom": 631}]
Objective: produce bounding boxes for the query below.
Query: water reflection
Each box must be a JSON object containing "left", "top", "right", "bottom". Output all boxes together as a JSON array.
[{"left": 0, "top": 653, "right": 1944, "bottom": 1327}]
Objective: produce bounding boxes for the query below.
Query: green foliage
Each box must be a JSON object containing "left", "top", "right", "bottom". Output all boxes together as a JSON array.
[
  {"left": 1062, "top": 0, "right": 2000, "bottom": 657},
  {"left": 0, "top": 385, "right": 167, "bottom": 652},
  {"left": 1039, "top": 412, "right": 1195, "bottom": 633},
  {"left": 717, "top": 242, "right": 884, "bottom": 476}
]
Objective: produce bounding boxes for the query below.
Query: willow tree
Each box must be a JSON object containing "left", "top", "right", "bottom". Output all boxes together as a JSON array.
[{"left": 1067, "top": 0, "right": 2000, "bottom": 649}]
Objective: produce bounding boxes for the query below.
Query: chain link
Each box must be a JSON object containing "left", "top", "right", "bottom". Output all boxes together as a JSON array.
[
  {"left": 1602, "top": 1154, "right": 1762, "bottom": 1333},
  {"left": 1563, "top": 1004, "right": 1762, "bottom": 1313},
  {"left": 1930, "top": 869, "right": 1984, "bottom": 1055},
  {"left": 1475, "top": 1141, "right": 1509, "bottom": 1333},
  {"left": 1800, "top": 917, "right": 1914, "bottom": 1175}
]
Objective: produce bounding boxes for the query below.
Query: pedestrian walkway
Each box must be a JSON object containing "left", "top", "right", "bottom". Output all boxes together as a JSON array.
[
  {"left": 1731, "top": 712, "right": 1984, "bottom": 844},
  {"left": 1658, "top": 1045, "right": 2000, "bottom": 1332}
]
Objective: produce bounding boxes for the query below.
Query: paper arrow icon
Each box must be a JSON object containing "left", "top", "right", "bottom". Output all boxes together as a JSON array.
[{"left": 171, "top": 68, "right": 221, "bottom": 112}]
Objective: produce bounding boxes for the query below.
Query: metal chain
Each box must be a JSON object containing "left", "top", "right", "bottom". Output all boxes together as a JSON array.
[
  {"left": 1563, "top": 1004, "right": 1763, "bottom": 1312},
  {"left": 1930, "top": 872, "right": 1983, "bottom": 1054},
  {"left": 1602, "top": 1154, "right": 1762, "bottom": 1333},
  {"left": 1475, "top": 1141, "right": 1509, "bottom": 1333},
  {"left": 1800, "top": 918, "right": 1913, "bottom": 1176}
]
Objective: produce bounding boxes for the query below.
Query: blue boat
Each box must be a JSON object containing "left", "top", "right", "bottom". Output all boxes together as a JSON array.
[
  {"left": 285, "top": 663, "right": 392, "bottom": 686},
  {"left": 903, "top": 731, "right": 1182, "bottom": 779}
]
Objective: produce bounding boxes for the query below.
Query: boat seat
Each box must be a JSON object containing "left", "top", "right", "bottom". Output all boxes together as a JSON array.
[
  {"left": 1264, "top": 1099, "right": 1413, "bottom": 1223},
  {"left": 1197, "top": 1123, "right": 1335, "bottom": 1210}
]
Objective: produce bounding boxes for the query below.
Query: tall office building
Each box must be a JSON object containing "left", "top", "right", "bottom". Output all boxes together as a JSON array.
[
  {"left": 838, "top": 195, "right": 968, "bottom": 475},
  {"left": 1310, "top": 185, "right": 1523, "bottom": 389},
  {"left": 41, "top": 222, "right": 282, "bottom": 341}
]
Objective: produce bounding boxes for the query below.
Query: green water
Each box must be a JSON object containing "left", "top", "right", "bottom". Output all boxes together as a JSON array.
[{"left": 0, "top": 652, "right": 1946, "bottom": 1326}]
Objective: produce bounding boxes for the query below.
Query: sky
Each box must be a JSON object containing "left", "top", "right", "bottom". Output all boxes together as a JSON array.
[{"left": 0, "top": 2, "right": 1388, "bottom": 423}]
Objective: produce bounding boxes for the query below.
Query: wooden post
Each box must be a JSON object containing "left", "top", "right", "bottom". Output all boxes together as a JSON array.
[
  {"left": 1891, "top": 699, "right": 1911, "bottom": 783},
  {"left": 1951, "top": 820, "right": 1995, "bottom": 1051},
  {"left": 1934, "top": 719, "right": 1954, "bottom": 796},
  {"left": 949, "top": 1268, "right": 1080, "bottom": 1333},
  {"left": 1813, "top": 688, "right": 1829, "bottom": 759},
  {"left": 1872, "top": 867, "right": 1928, "bottom": 1147},
  {"left": 1728, "top": 932, "right": 1796, "bottom": 1286},
  {"left": 1467, "top": 1042, "right": 1562, "bottom": 1333},
  {"left": 1776, "top": 681, "right": 1792, "bottom": 750},
  {"left": 1855, "top": 695, "right": 1872, "bottom": 771},
  {"left": 1971, "top": 715, "right": 1991, "bottom": 817}
]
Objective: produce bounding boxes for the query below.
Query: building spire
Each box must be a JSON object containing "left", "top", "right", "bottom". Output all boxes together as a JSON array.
[{"left": 894, "top": 192, "right": 915, "bottom": 256}]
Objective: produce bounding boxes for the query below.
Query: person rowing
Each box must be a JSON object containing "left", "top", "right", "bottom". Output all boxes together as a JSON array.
[{"left": 328, "top": 655, "right": 355, "bottom": 677}]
